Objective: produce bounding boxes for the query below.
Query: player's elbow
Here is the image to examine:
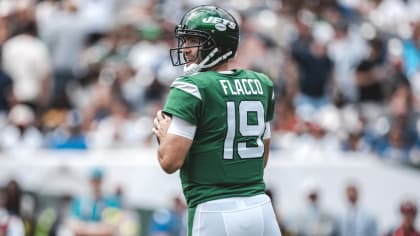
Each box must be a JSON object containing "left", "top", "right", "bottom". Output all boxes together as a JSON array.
[
  {"left": 160, "top": 162, "right": 179, "bottom": 174},
  {"left": 158, "top": 151, "right": 183, "bottom": 174}
]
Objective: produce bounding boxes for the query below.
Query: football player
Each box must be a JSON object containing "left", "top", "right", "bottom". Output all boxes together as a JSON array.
[{"left": 153, "top": 5, "right": 281, "bottom": 236}]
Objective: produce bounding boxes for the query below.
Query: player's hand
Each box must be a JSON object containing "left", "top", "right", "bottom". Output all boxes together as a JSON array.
[{"left": 152, "top": 110, "right": 171, "bottom": 144}]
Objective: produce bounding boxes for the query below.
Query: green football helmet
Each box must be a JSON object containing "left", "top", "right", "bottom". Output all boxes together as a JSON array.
[{"left": 170, "top": 5, "right": 239, "bottom": 71}]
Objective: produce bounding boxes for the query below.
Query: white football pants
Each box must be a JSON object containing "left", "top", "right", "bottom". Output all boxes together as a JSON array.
[{"left": 192, "top": 194, "right": 282, "bottom": 236}]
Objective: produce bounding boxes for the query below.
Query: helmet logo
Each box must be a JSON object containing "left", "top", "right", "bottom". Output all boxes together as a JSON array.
[
  {"left": 215, "top": 23, "right": 227, "bottom": 31},
  {"left": 202, "top": 16, "right": 236, "bottom": 30}
]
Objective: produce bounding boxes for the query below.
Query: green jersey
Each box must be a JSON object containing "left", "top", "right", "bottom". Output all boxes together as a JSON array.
[{"left": 163, "top": 69, "right": 275, "bottom": 208}]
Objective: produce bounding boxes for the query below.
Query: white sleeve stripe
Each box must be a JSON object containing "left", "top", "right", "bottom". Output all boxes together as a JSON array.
[
  {"left": 263, "top": 122, "right": 271, "bottom": 140},
  {"left": 171, "top": 81, "right": 202, "bottom": 100},
  {"left": 167, "top": 116, "right": 197, "bottom": 140}
]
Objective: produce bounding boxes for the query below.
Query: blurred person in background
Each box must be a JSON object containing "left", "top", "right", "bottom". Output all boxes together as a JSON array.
[
  {"left": 0, "top": 68, "right": 12, "bottom": 114},
  {"left": 149, "top": 196, "right": 187, "bottom": 236},
  {"left": 0, "top": 190, "right": 7, "bottom": 236},
  {"left": 291, "top": 8, "right": 334, "bottom": 118},
  {"left": 68, "top": 168, "right": 121, "bottom": 236},
  {"left": 375, "top": 119, "right": 414, "bottom": 163},
  {"left": 0, "top": 180, "right": 25, "bottom": 236},
  {"left": 327, "top": 11, "right": 367, "bottom": 104},
  {"left": 386, "top": 59, "right": 414, "bottom": 121},
  {"left": 87, "top": 96, "right": 150, "bottom": 148},
  {"left": 0, "top": 13, "right": 13, "bottom": 113},
  {"left": 340, "top": 107, "right": 374, "bottom": 153},
  {"left": 355, "top": 37, "right": 386, "bottom": 104},
  {"left": 35, "top": 195, "right": 73, "bottom": 236},
  {"left": 41, "top": 0, "right": 90, "bottom": 109},
  {"left": 0, "top": 104, "right": 44, "bottom": 154},
  {"left": 390, "top": 200, "right": 420, "bottom": 236},
  {"left": 45, "top": 109, "right": 88, "bottom": 150},
  {"left": 273, "top": 96, "right": 301, "bottom": 134},
  {"left": 402, "top": 20, "right": 420, "bottom": 80},
  {"left": 337, "top": 182, "right": 377, "bottom": 236},
  {"left": 287, "top": 181, "right": 336, "bottom": 236},
  {"left": 1, "top": 12, "right": 52, "bottom": 112}
]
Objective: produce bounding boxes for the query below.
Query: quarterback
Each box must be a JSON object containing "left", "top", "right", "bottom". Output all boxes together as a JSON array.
[{"left": 153, "top": 5, "right": 281, "bottom": 236}]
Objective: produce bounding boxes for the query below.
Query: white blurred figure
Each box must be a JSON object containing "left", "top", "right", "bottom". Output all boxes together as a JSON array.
[
  {"left": 0, "top": 104, "right": 44, "bottom": 154},
  {"left": 340, "top": 105, "right": 373, "bottom": 153},
  {"left": 1, "top": 19, "right": 52, "bottom": 107},
  {"left": 287, "top": 180, "right": 336, "bottom": 236},
  {"left": 76, "top": 0, "right": 116, "bottom": 34},
  {"left": 338, "top": 183, "right": 378, "bottom": 236},
  {"left": 290, "top": 105, "right": 342, "bottom": 160},
  {"left": 328, "top": 17, "right": 367, "bottom": 103},
  {"left": 368, "top": 0, "right": 420, "bottom": 39},
  {"left": 87, "top": 98, "right": 152, "bottom": 148}
]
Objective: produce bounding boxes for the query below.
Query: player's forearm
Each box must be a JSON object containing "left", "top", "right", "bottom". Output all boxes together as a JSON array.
[
  {"left": 157, "top": 134, "right": 192, "bottom": 174},
  {"left": 157, "top": 144, "right": 180, "bottom": 174}
]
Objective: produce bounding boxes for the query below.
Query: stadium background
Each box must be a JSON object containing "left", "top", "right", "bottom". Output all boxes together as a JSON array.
[{"left": 0, "top": 0, "right": 420, "bottom": 235}]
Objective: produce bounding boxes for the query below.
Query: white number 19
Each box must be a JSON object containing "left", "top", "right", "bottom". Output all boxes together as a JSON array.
[{"left": 223, "top": 101, "right": 265, "bottom": 160}]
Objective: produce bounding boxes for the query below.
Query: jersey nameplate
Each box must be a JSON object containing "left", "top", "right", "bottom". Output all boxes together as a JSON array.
[{"left": 219, "top": 79, "right": 263, "bottom": 96}]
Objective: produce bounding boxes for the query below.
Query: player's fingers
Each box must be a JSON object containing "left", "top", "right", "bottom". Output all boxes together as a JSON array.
[
  {"left": 153, "top": 117, "right": 160, "bottom": 128},
  {"left": 157, "top": 110, "right": 164, "bottom": 119}
]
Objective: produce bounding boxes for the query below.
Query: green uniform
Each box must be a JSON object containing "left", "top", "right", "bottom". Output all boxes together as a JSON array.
[{"left": 163, "top": 69, "right": 275, "bottom": 232}]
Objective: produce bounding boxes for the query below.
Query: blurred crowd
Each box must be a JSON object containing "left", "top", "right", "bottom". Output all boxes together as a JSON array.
[
  {"left": 0, "top": 0, "right": 420, "bottom": 165},
  {"left": 0, "top": 169, "right": 185, "bottom": 236},
  {"left": 2, "top": 0, "right": 420, "bottom": 235},
  {"left": 1, "top": 173, "right": 419, "bottom": 236}
]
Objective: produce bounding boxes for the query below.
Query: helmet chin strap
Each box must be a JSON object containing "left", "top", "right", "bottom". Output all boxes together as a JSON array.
[{"left": 183, "top": 48, "right": 233, "bottom": 75}]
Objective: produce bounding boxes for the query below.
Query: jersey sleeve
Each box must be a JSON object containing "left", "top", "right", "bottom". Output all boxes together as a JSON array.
[
  {"left": 163, "top": 77, "right": 202, "bottom": 125},
  {"left": 256, "top": 72, "right": 275, "bottom": 122}
]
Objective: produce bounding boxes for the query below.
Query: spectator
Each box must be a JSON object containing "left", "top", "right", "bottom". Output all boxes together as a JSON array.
[
  {"left": 327, "top": 14, "right": 367, "bottom": 103},
  {"left": 337, "top": 183, "right": 377, "bottom": 236},
  {"left": 44, "top": 0, "right": 90, "bottom": 108},
  {"left": 291, "top": 10, "right": 334, "bottom": 118},
  {"left": 273, "top": 96, "right": 300, "bottom": 134},
  {"left": 87, "top": 96, "right": 151, "bottom": 148},
  {"left": 406, "top": 17, "right": 420, "bottom": 72},
  {"left": 0, "top": 180, "right": 25, "bottom": 236},
  {"left": 376, "top": 120, "right": 413, "bottom": 163},
  {"left": 149, "top": 196, "right": 187, "bottom": 236},
  {"left": 392, "top": 200, "right": 420, "bottom": 236},
  {"left": 0, "top": 104, "right": 44, "bottom": 154},
  {"left": 355, "top": 38, "right": 386, "bottom": 104},
  {"left": 1, "top": 18, "right": 52, "bottom": 110},
  {"left": 340, "top": 107, "right": 374, "bottom": 153},
  {"left": 35, "top": 195, "right": 73, "bottom": 236},
  {"left": 46, "top": 109, "right": 88, "bottom": 150},
  {"left": 68, "top": 168, "right": 120, "bottom": 235},
  {"left": 0, "top": 69, "right": 12, "bottom": 113},
  {"left": 288, "top": 181, "right": 336, "bottom": 236}
]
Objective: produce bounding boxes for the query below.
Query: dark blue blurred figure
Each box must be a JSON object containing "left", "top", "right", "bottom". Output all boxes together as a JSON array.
[
  {"left": 375, "top": 120, "right": 415, "bottom": 163},
  {"left": 149, "top": 196, "right": 187, "bottom": 236},
  {"left": 0, "top": 69, "right": 13, "bottom": 112},
  {"left": 291, "top": 12, "right": 334, "bottom": 118}
]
